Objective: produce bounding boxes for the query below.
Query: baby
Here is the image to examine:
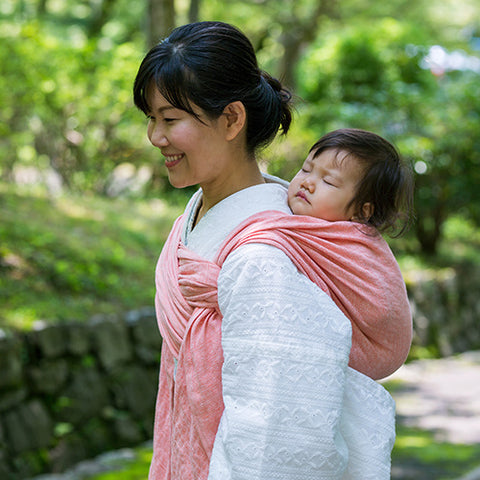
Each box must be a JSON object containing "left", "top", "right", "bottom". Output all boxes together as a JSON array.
[
  {"left": 217, "top": 128, "right": 413, "bottom": 379},
  {"left": 288, "top": 128, "right": 413, "bottom": 234},
  {"left": 286, "top": 128, "right": 414, "bottom": 379}
]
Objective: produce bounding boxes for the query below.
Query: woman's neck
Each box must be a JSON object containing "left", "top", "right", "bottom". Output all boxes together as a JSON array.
[{"left": 195, "top": 161, "right": 265, "bottom": 225}]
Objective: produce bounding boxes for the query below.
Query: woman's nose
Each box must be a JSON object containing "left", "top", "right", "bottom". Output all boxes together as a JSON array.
[{"left": 148, "top": 124, "right": 169, "bottom": 148}]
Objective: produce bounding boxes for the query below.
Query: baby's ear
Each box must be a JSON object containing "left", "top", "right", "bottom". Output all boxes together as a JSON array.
[
  {"left": 351, "top": 202, "right": 374, "bottom": 222},
  {"left": 360, "top": 202, "right": 374, "bottom": 221}
]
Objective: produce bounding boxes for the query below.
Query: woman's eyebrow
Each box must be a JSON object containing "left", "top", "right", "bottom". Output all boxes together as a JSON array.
[{"left": 155, "top": 106, "right": 176, "bottom": 114}]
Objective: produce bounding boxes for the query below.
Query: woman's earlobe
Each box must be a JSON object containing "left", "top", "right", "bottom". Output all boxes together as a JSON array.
[{"left": 223, "top": 101, "right": 247, "bottom": 141}]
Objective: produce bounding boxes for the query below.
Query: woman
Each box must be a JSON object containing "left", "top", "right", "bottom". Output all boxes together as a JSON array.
[{"left": 133, "top": 21, "right": 395, "bottom": 480}]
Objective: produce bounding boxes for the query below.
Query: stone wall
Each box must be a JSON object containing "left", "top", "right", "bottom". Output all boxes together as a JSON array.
[
  {"left": 0, "top": 308, "right": 161, "bottom": 480},
  {"left": 1, "top": 264, "right": 479, "bottom": 479},
  {"left": 407, "top": 263, "right": 480, "bottom": 357}
]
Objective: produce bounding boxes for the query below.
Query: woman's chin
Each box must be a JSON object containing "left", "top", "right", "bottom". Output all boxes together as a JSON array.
[{"left": 167, "top": 175, "right": 194, "bottom": 190}]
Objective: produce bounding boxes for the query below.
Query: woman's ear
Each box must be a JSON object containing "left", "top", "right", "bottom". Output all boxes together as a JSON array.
[{"left": 222, "top": 101, "right": 247, "bottom": 141}]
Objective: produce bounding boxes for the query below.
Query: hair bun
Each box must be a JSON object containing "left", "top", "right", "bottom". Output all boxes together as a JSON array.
[{"left": 258, "top": 71, "right": 293, "bottom": 136}]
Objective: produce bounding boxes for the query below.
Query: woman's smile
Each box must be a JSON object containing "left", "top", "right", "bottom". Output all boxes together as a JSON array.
[{"left": 163, "top": 153, "right": 184, "bottom": 168}]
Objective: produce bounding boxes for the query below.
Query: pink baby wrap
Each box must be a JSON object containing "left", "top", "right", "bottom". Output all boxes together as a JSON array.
[
  {"left": 150, "top": 210, "right": 412, "bottom": 480},
  {"left": 219, "top": 211, "right": 413, "bottom": 380}
]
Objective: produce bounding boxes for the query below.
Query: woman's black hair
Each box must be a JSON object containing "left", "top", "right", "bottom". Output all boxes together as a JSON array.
[
  {"left": 133, "top": 21, "right": 292, "bottom": 154},
  {"left": 310, "top": 128, "right": 415, "bottom": 236}
]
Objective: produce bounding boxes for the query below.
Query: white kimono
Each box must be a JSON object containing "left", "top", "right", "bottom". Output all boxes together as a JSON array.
[{"left": 180, "top": 179, "right": 395, "bottom": 480}]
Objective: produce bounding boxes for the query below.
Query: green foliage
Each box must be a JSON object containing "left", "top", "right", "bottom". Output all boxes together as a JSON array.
[
  {"left": 392, "top": 425, "right": 480, "bottom": 479},
  {"left": 440, "top": 216, "right": 480, "bottom": 263},
  {"left": 54, "top": 422, "right": 74, "bottom": 438},
  {"left": 0, "top": 183, "right": 185, "bottom": 330},
  {"left": 1, "top": 0, "right": 480, "bottom": 258},
  {"left": 0, "top": 17, "right": 157, "bottom": 193},
  {"left": 337, "top": 34, "right": 387, "bottom": 103},
  {"left": 264, "top": 18, "right": 436, "bottom": 186}
]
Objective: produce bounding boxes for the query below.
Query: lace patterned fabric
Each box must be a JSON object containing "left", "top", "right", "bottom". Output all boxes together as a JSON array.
[
  {"left": 210, "top": 243, "right": 395, "bottom": 479},
  {"left": 182, "top": 182, "right": 291, "bottom": 259}
]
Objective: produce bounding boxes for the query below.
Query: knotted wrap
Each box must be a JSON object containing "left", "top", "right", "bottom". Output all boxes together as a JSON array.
[{"left": 150, "top": 215, "right": 224, "bottom": 480}]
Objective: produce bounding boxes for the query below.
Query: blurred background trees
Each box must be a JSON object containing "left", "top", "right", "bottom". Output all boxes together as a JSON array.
[{"left": 1, "top": 0, "right": 479, "bottom": 255}]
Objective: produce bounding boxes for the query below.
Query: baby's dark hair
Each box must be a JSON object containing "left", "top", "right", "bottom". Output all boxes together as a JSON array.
[
  {"left": 310, "top": 128, "right": 414, "bottom": 236},
  {"left": 133, "top": 21, "right": 292, "bottom": 154}
]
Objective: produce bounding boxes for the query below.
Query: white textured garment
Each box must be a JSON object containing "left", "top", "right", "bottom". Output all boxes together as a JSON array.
[{"left": 181, "top": 180, "right": 395, "bottom": 480}]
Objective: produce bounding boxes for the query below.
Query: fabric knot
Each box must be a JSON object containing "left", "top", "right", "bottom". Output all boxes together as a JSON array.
[{"left": 178, "top": 244, "right": 220, "bottom": 311}]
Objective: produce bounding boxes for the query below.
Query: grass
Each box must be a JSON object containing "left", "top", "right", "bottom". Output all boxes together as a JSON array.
[
  {"left": 0, "top": 183, "right": 185, "bottom": 330},
  {"left": 391, "top": 425, "right": 480, "bottom": 479},
  {"left": 90, "top": 445, "right": 152, "bottom": 480}
]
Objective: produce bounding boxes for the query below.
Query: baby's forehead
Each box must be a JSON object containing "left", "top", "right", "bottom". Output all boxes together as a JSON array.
[{"left": 310, "top": 147, "right": 357, "bottom": 168}]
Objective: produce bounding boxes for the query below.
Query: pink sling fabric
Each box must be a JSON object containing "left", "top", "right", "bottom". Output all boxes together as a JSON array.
[
  {"left": 150, "top": 210, "right": 412, "bottom": 480},
  {"left": 150, "top": 215, "right": 224, "bottom": 480},
  {"left": 218, "top": 211, "right": 413, "bottom": 380}
]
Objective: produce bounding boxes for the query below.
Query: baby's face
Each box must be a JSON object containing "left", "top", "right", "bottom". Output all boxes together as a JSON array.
[{"left": 288, "top": 148, "right": 363, "bottom": 221}]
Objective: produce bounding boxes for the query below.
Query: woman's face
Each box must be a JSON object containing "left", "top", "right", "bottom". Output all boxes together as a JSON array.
[{"left": 146, "top": 86, "right": 235, "bottom": 191}]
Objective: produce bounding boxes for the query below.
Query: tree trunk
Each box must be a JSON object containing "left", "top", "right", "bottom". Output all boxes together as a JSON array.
[
  {"left": 278, "top": 0, "right": 338, "bottom": 89},
  {"left": 88, "top": 0, "right": 117, "bottom": 37},
  {"left": 188, "top": 0, "right": 201, "bottom": 23},
  {"left": 37, "top": 0, "right": 48, "bottom": 16},
  {"left": 415, "top": 202, "right": 445, "bottom": 255},
  {"left": 147, "top": 0, "right": 176, "bottom": 48}
]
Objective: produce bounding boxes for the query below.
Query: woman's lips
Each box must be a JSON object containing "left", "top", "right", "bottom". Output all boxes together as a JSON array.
[{"left": 164, "top": 154, "right": 184, "bottom": 168}]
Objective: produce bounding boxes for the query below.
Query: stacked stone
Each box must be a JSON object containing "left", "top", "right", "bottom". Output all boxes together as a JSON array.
[
  {"left": 0, "top": 308, "right": 161, "bottom": 479},
  {"left": 407, "top": 264, "right": 480, "bottom": 356}
]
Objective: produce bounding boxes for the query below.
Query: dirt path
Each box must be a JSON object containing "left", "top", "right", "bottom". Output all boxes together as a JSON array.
[
  {"left": 386, "top": 351, "right": 480, "bottom": 445},
  {"left": 384, "top": 351, "right": 480, "bottom": 479}
]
